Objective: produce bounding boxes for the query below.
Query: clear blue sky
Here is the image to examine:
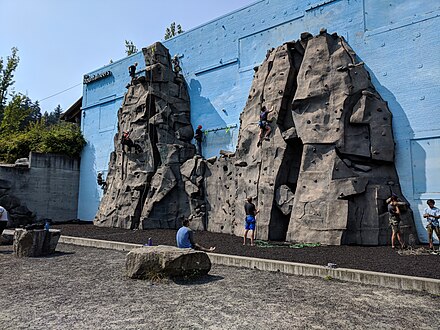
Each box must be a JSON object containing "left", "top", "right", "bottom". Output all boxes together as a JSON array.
[{"left": 0, "top": 0, "right": 256, "bottom": 113}]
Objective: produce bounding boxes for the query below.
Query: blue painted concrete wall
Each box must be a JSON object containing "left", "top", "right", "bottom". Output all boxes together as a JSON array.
[
  {"left": 78, "top": 0, "right": 440, "bottom": 243},
  {"left": 78, "top": 52, "right": 145, "bottom": 219}
]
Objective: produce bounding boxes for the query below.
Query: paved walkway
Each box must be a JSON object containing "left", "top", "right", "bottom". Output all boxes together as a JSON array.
[{"left": 1, "top": 244, "right": 439, "bottom": 329}]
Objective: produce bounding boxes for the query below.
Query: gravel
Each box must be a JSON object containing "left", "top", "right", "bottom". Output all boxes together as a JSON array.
[{"left": 1, "top": 243, "right": 439, "bottom": 329}]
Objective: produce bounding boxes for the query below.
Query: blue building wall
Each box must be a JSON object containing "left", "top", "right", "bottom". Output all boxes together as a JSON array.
[{"left": 78, "top": 0, "right": 440, "bottom": 243}]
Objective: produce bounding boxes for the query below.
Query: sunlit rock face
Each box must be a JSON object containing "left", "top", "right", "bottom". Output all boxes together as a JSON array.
[
  {"left": 95, "top": 33, "right": 416, "bottom": 246},
  {"left": 94, "top": 42, "right": 196, "bottom": 230},
  {"left": 201, "top": 31, "right": 415, "bottom": 245}
]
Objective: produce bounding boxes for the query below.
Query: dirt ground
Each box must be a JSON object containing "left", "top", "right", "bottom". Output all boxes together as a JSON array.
[
  {"left": 1, "top": 243, "right": 439, "bottom": 330},
  {"left": 51, "top": 223, "right": 440, "bottom": 280}
]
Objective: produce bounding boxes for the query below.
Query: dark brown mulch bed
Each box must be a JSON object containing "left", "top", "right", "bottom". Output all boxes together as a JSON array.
[{"left": 52, "top": 223, "right": 440, "bottom": 280}]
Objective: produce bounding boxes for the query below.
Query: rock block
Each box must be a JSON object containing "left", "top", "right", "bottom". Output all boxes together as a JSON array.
[
  {"left": 13, "top": 229, "right": 61, "bottom": 257},
  {"left": 0, "top": 229, "right": 14, "bottom": 245},
  {"left": 125, "top": 245, "right": 211, "bottom": 279}
]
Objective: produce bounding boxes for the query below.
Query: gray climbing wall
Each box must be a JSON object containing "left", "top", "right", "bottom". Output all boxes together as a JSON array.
[
  {"left": 200, "top": 31, "right": 416, "bottom": 245},
  {"left": 95, "top": 34, "right": 416, "bottom": 246},
  {"left": 94, "top": 43, "right": 197, "bottom": 229}
]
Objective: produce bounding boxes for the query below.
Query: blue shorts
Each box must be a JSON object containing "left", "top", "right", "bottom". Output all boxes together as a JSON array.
[{"left": 245, "top": 215, "right": 255, "bottom": 230}]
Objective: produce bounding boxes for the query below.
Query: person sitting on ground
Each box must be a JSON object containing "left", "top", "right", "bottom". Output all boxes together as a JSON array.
[
  {"left": 257, "top": 106, "right": 273, "bottom": 147},
  {"left": 388, "top": 195, "right": 405, "bottom": 249},
  {"left": 0, "top": 205, "right": 8, "bottom": 234},
  {"left": 423, "top": 199, "right": 440, "bottom": 250},
  {"left": 243, "top": 197, "right": 259, "bottom": 246},
  {"left": 176, "top": 219, "right": 215, "bottom": 252},
  {"left": 128, "top": 62, "right": 138, "bottom": 80},
  {"left": 194, "top": 125, "right": 203, "bottom": 156}
]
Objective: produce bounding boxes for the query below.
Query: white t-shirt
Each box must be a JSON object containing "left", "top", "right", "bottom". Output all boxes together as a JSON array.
[
  {"left": 424, "top": 206, "right": 440, "bottom": 227},
  {"left": 0, "top": 206, "right": 8, "bottom": 222}
]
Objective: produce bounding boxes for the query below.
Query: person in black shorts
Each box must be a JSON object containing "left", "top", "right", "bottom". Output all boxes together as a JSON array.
[
  {"left": 388, "top": 195, "right": 405, "bottom": 249},
  {"left": 243, "top": 197, "right": 259, "bottom": 246},
  {"left": 194, "top": 125, "right": 203, "bottom": 156}
]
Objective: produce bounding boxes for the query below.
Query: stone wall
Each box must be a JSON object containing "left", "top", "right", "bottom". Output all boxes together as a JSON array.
[{"left": 0, "top": 152, "right": 80, "bottom": 226}]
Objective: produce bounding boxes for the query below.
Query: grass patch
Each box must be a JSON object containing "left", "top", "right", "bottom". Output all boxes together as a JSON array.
[{"left": 289, "top": 243, "right": 321, "bottom": 249}]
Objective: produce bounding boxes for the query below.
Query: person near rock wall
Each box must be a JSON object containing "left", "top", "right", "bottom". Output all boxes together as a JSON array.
[
  {"left": 0, "top": 206, "right": 9, "bottom": 233},
  {"left": 176, "top": 219, "right": 215, "bottom": 252},
  {"left": 423, "top": 199, "right": 440, "bottom": 250},
  {"left": 128, "top": 62, "right": 138, "bottom": 80},
  {"left": 97, "top": 172, "right": 107, "bottom": 191},
  {"left": 194, "top": 125, "right": 203, "bottom": 156},
  {"left": 243, "top": 197, "right": 259, "bottom": 246},
  {"left": 171, "top": 55, "right": 181, "bottom": 74},
  {"left": 121, "top": 131, "right": 142, "bottom": 153},
  {"left": 257, "top": 106, "right": 273, "bottom": 147},
  {"left": 388, "top": 195, "right": 405, "bottom": 249}
]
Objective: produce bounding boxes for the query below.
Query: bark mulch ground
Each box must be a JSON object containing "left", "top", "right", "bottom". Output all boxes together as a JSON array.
[{"left": 52, "top": 222, "right": 440, "bottom": 280}]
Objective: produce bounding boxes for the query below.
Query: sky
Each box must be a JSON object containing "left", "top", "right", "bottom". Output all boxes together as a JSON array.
[{"left": 0, "top": 0, "right": 256, "bottom": 113}]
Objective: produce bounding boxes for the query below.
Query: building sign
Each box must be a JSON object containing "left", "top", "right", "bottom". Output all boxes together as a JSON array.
[{"left": 83, "top": 71, "right": 112, "bottom": 84}]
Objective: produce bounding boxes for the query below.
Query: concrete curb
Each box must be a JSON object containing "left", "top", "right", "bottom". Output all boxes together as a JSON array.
[{"left": 59, "top": 236, "right": 440, "bottom": 295}]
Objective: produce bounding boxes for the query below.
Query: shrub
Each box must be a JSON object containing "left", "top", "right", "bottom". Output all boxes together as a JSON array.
[{"left": 0, "top": 119, "right": 85, "bottom": 163}]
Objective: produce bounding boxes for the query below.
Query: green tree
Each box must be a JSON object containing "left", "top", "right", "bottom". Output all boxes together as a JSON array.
[
  {"left": 0, "top": 94, "right": 36, "bottom": 134},
  {"left": 0, "top": 47, "right": 20, "bottom": 118},
  {"left": 43, "top": 104, "right": 62, "bottom": 126},
  {"left": 164, "top": 22, "right": 184, "bottom": 40},
  {"left": 125, "top": 40, "right": 138, "bottom": 56},
  {"left": 0, "top": 118, "right": 85, "bottom": 163}
]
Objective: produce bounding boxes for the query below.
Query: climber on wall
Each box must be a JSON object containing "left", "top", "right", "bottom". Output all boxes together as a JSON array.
[
  {"left": 121, "top": 131, "right": 142, "bottom": 153},
  {"left": 128, "top": 62, "right": 138, "bottom": 80},
  {"left": 194, "top": 125, "right": 203, "bottom": 156},
  {"left": 257, "top": 105, "right": 273, "bottom": 147},
  {"left": 97, "top": 172, "right": 107, "bottom": 191},
  {"left": 172, "top": 55, "right": 182, "bottom": 74}
]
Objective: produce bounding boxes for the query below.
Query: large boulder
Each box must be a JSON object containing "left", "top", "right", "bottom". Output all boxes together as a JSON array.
[
  {"left": 13, "top": 229, "right": 61, "bottom": 257},
  {"left": 125, "top": 245, "right": 212, "bottom": 279}
]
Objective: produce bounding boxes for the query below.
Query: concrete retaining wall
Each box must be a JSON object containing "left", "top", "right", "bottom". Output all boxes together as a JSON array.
[
  {"left": 58, "top": 236, "right": 440, "bottom": 295},
  {"left": 0, "top": 152, "right": 80, "bottom": 222}
]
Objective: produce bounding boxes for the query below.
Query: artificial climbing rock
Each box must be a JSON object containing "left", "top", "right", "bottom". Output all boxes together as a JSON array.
[
  {"left": 94, "top": 42, "right": 197, "bottom": 229},
  {"left": 201, "top": 31, "right": 416, "bottom": 245},
  {"left": 95, "top": 33, "right": 416, "bottom": 246}
]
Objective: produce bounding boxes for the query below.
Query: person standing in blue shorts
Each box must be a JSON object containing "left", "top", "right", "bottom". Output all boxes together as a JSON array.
[{"left": 243, "top": 197, "right": 259, "bottom": 246}]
